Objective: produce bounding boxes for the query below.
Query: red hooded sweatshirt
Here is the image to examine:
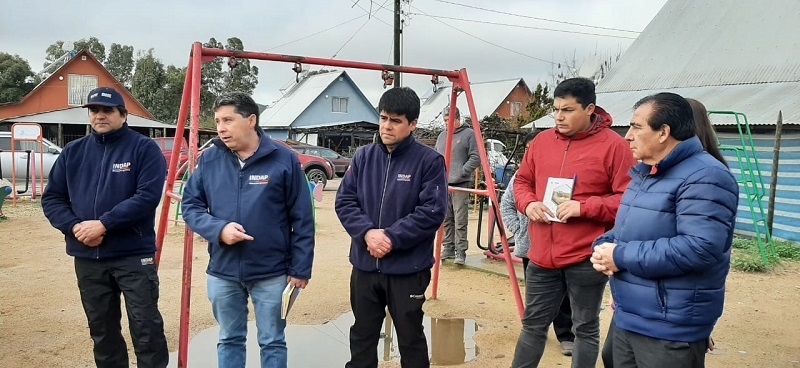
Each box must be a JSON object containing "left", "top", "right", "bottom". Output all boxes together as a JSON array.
[{"left": 514, "top": 106, "right": 636, "bottom": 269}]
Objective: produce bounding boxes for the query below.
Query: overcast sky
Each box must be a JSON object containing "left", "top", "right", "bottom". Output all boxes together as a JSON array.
[{"left": 1, "top": 0, "right": 667, "bottom": 107}]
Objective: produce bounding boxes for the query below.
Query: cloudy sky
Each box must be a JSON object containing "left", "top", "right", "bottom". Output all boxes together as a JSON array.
[{"left": 1, "top": 0, "right": 667, "bottom": 107}]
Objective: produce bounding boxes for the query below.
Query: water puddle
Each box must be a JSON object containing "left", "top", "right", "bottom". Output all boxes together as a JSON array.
[{"left": 169, "top": 312, "right": 479, "bottom": 367}]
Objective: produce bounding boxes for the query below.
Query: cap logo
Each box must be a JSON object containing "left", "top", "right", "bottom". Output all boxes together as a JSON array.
[{"left": 101, "top": 92, "right": 112, "bottom": 98}]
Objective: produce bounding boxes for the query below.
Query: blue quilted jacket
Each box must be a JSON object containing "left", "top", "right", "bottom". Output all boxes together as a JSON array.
[{"left": 595, "top": 136, "right": 738, "bottom": 343}]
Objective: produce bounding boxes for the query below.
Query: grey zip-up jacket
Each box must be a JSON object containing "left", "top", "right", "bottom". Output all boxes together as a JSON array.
[{"left": 435, "top": 124, "right": 481, "bottom": 186}]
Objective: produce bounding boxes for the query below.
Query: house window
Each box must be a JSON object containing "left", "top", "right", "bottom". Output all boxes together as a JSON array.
[
  {"left": 332, "top": 97, "right": 348, "bottom": 113},
  {"left": 510, "top": 101, "right": 523, "bottom": 117},
  {"left": 68, "top": 74, "right": 99, "bottom": 106}
]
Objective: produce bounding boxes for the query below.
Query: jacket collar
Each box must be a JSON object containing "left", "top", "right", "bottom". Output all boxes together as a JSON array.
[
  {"left": 377, "top": 134, "right": 417, "bottom": 156},
  {"left": 92, "top": 122, "right": 129, "bottom": 144},
  {"left": 632, "top": 136, "right": 704, "bottom": 177},
  {"left": 211, "top": 128, "right": 278, "bottom": 162},
  {"left": 554, "top": 106, "right": 613, "bottom": 141}
]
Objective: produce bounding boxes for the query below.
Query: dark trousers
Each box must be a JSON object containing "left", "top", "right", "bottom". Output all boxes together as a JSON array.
[
  {"left": 602, "top": 314, "right": 615, "bottom": 368},
  {"left": 521, "top": 257, "right": 575, "bottom": 343},
  {"left": 74, "top": 254, "right": 169, "bottom": 368},
  {"left": 512, "top": 259, "right": 608, "bottom": 368},
  {"left": 347, "top": 268, "right": 431, "bottom": 368},
  {"left": 613, "top": 324, "right": 707, "bottom": 368}
]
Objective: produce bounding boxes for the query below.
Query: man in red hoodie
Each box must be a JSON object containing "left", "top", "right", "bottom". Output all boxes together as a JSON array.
[{"left": 511, "top": 77, "right": 636, "bottom": 368}]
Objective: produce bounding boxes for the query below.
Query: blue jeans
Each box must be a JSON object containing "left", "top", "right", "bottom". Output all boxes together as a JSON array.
[{"left": 207, "top": 274, "right": 288, "bottom": 368}]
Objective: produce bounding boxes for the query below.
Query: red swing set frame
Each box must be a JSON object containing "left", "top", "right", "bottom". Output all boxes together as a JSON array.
[{"left": 154, "top": 41, "right": 523, "bottom": 367}]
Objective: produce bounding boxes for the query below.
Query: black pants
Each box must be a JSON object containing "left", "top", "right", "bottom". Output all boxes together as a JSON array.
[
  {"left": 602, "top": 314, "right": 615, "bottom": 367},
  {"left": 521, "top": 257, "right": 575, "bottom": 343},
  {"left": 347, "top": 268, "right": 431, "bottom": 368},
  {"left": 512, "top": 260, "right": 607, "bottom": 368},
  {"left": 74, "top": 254, "right": 169, "bottom": 368},
  {"left": 613, "top": 324, "right": 707, "bottom": 368}
]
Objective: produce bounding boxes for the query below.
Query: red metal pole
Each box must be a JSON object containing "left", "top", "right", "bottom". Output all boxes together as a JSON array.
[
  {"left": 458, "top": 69, "right": 524, "bottom": 319},
  {"left": 155, "top": 53, "right": 194, "bottom": 267},
  {"left": 430, "top": 90, "right": 460, "bottom": 300},
  {"left": 177, "top": 41, "right": 204, "bottom": 368},
  {"left": 200, "top": 47, "right": 461, "bottom": 79}
]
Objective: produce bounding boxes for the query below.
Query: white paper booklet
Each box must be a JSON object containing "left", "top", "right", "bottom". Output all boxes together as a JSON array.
[{"left": 542, "top": 177, "right": 575, "bottom": 223}]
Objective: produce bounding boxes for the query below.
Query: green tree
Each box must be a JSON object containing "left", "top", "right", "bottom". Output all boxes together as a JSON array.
[
  {"left": 0, "top": 53, "right": 37, "bottom": 103},
  {"left": 515, "top": 83, "right": 554, "bottom": 129},
  {"left": 130, "top": 49, "right": 166, "bottom": 119},
  {"left": 160, "top": 65, "right": 187, "bottom": 124},
  {"left": 200, "top": 37, "right": 225, "bottom": 119},
  {"left": 44, "top": 37, "right": 106, "bottom": 72},
  {"left": 105, "top": 43, "right": 135, "bottom": 88},
  {"left": 223, "top": 37, "right": 259, "bottom": 94},
  {"left": 74, "top": 37, "right": 106, "bottom": 63}
]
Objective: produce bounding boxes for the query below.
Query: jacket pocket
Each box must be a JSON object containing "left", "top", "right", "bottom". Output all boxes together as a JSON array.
[{"left": 657, "top": 280, "right": 667, "bottom": 314}]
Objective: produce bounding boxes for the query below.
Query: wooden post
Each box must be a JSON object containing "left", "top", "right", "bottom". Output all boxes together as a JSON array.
[
  {"left": 767, "top": 111, "right": 783, "bottom": 234},
  {"left": 57, "top": 123, "right": 63, "bottom": 147}
]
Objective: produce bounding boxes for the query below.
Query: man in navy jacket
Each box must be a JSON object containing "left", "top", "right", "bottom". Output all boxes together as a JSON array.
[
  {"left": 42, "top": 86, "right": 169, "bottom": 367},
  {"left": 181, "top": 92, "right": 315, "bottom": 368},
  {"left": 335, "top": 87, "right": 448, "bottom": 368},
  {"left": 591, "top": 92, "right": 738, "bottom": 368}
]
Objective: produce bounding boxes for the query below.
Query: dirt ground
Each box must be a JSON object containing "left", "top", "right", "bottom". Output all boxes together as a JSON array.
[{"left": 1, "top": 183, "right": 799, "bottom": 367}]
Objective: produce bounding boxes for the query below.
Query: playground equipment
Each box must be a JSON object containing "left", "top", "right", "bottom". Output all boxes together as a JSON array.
[
  {"left": 710, "top": 110, "right": 777, "bottom": 266},
  {"left": 154, "top": 42, "right": 522, "bottom": 367},
  {"left": 475, "top": 133, "right": 525, "bottom": 263},
  {"left": 8, "top": 124, "right": 46, "bottom": 205}
]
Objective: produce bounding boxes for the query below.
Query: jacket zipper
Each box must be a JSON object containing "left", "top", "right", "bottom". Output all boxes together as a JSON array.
[
  {"left": 550, "top": 139, "right": 572, "bottom": 266},
  {"left": 375, "top": 152, "right": 392, "bottom": 271},
  {"left": 615, "top": 172, "right": 646, "bottom": 243},
  {"left": 238, "top": 160, "right": 244, "bottom": 281},
  {"left": 93, "top": 141, "right": 108, "bottom": 259}
]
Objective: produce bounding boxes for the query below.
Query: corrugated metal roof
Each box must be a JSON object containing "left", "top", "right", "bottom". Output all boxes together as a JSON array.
[
  {"left": 0, "top": 107, "right": 174, "bottom": 129},
  {"left": 598, "top": 0, "right": 800, "bottom": 92},
  {"left": 525, "top": 0, "right": 800, "bottom": 129},
  {"left": 259, "top": 71, "right": 343, "bottom": 128},
  {"left": 525, "top": 81, "right": 800, "bottom": 129},
  {"left": 417, "top": 79, "right": 524, "bottom": 128}
]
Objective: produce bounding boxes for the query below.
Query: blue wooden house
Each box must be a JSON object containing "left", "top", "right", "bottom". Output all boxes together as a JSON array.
[{"left": 260, "top": 70, "right": 379, "bottom": 153}]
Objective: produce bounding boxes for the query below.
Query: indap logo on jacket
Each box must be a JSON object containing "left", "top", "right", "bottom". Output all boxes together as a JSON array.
[
  {"left": 396, "top": 173, "right": 412, "bottom": 182},
  {"left": 112, "top": 162, "right": 132, "bottom": 173},
  {"left": 248, "top": 174, "right": 270, "bottom": 185}
]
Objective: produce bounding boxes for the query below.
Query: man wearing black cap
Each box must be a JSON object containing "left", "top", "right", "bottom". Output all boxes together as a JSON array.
[{"left": 42, "top": 86, "right": 169, "bottom": 367}]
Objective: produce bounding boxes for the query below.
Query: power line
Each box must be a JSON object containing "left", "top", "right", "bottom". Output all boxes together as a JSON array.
[
  {"left": 410, "top": 5, "right": 556, "bottom": 65},
  {"left": 409, "top": 13, "right": 637, "bottom": 40},
  {"left": 351, "top": 0, "right": 394, "bottom": 28},
  {"left": 432, "top": 0, "right": 640, "bottom": 34},
  {"left": 265, "top": 15, "right": 368, "bottom": 51},
  {"left": 330, "top": 0, "right": 393, "bottom": 59}
]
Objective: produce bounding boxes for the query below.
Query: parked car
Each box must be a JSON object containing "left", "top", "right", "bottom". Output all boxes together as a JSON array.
[
  {"left": 287, "top": 143, "right": 351, "bottom": 177},
  {"left": 152, "top": 136, "right": 189, "bottom": 172},
  {"left": 273, "top": 140, "right": 334, "bottom": 188},
  {"left": 0, "top": 132, "right": 62, "bottom": 181}
]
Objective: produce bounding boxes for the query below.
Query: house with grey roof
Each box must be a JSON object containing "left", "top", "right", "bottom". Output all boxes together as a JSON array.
[
  {"left": 260, "top": 70, "right": 379, "bottom": 154},
  {"left": 526, "top": 0, "right": 800, "bottom": 242},
  {"left": 418, "top": 78, "right": 532, "bottom": 129}
]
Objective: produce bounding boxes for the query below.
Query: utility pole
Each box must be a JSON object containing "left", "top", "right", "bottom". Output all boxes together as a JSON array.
[{"left": 393, "top": 0, "right": 401, "bottom": 87}]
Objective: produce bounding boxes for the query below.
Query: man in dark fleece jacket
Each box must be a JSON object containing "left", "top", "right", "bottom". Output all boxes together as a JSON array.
[
  {"left": 435, "top": 107, "right": 480, "bottom": 265},
  {"left": 41, "top": 87, "right": 169, "bottom": 368},
  {"left": 336, "top": 87, "right": 448, "bottom": 368}
]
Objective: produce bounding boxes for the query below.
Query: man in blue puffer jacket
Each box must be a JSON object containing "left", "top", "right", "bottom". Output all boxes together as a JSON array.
[
  {"left": 590, "top": 92, "right": 738, "bottom": 368},
  {"left": 181, "top": 92, "right": 315, "bottom": 368},
  {"left": 336, "top": 87, "right": 448, "bottom": 368}
]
